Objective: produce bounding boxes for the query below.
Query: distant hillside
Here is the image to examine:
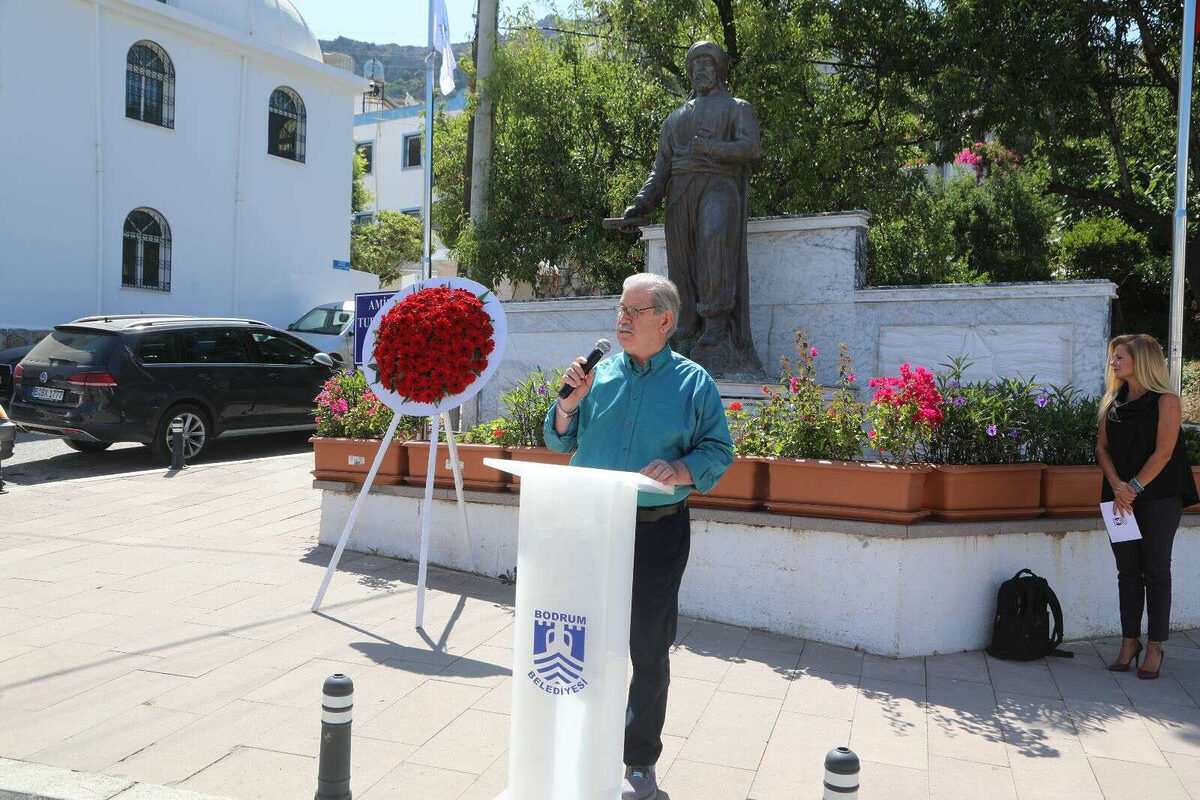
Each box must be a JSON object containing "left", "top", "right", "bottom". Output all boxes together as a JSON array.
[
  {"left": 318, "top": 36, "right": 472, "bottom": 102},
  {"left": 319, "top": 18, "right": 558, "bottom": 104}
]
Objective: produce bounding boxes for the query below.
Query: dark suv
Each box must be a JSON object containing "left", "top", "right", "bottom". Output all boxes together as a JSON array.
[{"left": 9, "top": 315, "right": 338, "bottom": 463}]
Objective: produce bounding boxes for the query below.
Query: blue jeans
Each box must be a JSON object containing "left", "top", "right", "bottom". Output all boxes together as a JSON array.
[{"left": 624, "top": 506, "right": 691, "bottom": 767}]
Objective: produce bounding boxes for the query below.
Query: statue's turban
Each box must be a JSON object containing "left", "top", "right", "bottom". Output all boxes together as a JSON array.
[{"left": 685, "top": 41, "right": 730, "bottom": 82}]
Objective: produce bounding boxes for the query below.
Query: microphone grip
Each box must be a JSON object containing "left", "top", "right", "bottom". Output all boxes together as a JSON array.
[{"left": 558, "top": 347, "right": 605, "bottom": 399}]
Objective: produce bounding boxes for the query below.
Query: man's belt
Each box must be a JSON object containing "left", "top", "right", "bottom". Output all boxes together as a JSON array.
[{"left": 637, "top": 498, "right": 687, "bottom": 523}]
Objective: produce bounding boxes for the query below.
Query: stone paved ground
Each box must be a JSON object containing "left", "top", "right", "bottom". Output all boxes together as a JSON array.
[{"left": 1, "top": 452, "right": 1200, "bottom": 799}]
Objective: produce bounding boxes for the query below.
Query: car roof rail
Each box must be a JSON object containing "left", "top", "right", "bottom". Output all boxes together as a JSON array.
[
  {"left": 69, "top": 314, "right": 194, "bottom": 324},
  {"left": 123, "top": 317, "right": 271, "bottom": 329}
]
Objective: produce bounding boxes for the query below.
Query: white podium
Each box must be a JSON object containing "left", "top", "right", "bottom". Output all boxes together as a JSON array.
[{"left": 483, "top": 458, "right": 671, "bottom": 800}]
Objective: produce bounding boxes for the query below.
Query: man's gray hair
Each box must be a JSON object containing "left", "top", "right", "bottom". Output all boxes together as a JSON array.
[{"left": 624, "top": 272, "right": 680, "bottom": 335}]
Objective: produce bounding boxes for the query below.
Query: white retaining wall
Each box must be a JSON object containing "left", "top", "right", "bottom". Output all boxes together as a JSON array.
[{"left": 317, "top": 482, "right": 1200, "bottom": 658}]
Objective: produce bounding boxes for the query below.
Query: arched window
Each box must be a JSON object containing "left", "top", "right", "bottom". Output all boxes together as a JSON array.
[
  {"left": 268, "top": 87, "right": 306, "bottom": 162},
  {"left": 125, "top": 41, "right": 175, "bottom": 128},
  {"left": 122, "top": 208, "right": 172, "bottom": 292}
]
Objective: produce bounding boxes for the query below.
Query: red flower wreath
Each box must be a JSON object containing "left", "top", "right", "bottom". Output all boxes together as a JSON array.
[{"left": 370, "top": 285, "right": 495, "bottom": 405}]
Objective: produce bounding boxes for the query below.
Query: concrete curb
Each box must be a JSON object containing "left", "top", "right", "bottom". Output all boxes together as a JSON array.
[{"left": 0, "top": 760, "right": 226, "bottom": 800}]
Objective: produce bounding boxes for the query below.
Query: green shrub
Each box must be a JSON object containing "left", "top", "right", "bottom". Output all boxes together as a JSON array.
[
  {"left": 1025, "top": 386, "right": 1100, "bottom": 465},
  {"left": 869, "top": 168, "right": 1057, "bottom": 285},
  {"left": 499, "top": 366, "right": 564, "bottom": 447},
  {"left": 1054, "top": 216, "right": 1168, "bottom": 329}
]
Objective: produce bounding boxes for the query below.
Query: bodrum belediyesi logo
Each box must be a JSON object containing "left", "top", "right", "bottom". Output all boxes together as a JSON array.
[{"left": 530, "top": 609, "right": 587, "bottom": 695}]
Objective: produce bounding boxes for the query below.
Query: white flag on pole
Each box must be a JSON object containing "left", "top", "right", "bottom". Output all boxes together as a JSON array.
[{"left": 432, "top": 0, "right": 455, "bottom": 96}]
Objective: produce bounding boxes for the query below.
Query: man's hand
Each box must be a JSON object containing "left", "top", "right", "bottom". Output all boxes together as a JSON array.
[
  {"left": 691, "top": 131, "right": 715, "bottom": 156},
  {"left": 623, "top": 202, "right": 649, "bottom": 220},
  {"left": 558, "top": 355, "right": 596, "bottom": 412},
  {"left": 640, "top": 459, "right": 692, "bottom": 487}
]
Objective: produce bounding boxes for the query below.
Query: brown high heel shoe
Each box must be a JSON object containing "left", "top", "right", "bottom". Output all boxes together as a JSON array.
[
  {"left": 1138, "top": 643, "right": 1164, "bottom": 680},
  {"left": 1108, "top": 639, "right": 1143, "bottom": 672}
]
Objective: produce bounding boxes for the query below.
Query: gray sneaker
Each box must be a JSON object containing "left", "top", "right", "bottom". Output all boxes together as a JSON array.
[{"left": 622, "top": 765, "right": 658, "bottom": 799}]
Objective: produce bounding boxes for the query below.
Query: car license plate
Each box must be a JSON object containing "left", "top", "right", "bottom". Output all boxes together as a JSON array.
[{"left": 31, "top": 386, "right": 64, "bottom": 402}]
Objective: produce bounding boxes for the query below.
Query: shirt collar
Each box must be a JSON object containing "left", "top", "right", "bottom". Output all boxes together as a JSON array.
[{"left": 623, "top": 344, "right": 673, "bottom": 376}]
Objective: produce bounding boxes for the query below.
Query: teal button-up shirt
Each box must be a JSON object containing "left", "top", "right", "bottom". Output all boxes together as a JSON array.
[{"left": 543, "top": 345, "right": 734, "bottom": 507}]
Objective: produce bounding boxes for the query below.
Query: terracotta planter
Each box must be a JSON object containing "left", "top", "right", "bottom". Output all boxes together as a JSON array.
[
  {"left": 1041, "top": 465, "right": 1103, "bottom": 518},
  {"left": 1186, "top": 466, "right": 1200, "bottom": 513},
  {"left": 764, "top": 458, "right": 932, "bottom": 523},
  {"left": 923, "top": 463, "right": 1045, "bottom": 521},
  {"left": 404, "top": 441, "right": 510, "bottom": 491},
  {"left": 691, "top": 456, "right": 769, "bottom": 511},
  {"left": 503, "top": 446, "right": 574, "bottom": 490},
  {"left": 311, "top": 436, "right": 407, "bottom": 485}
]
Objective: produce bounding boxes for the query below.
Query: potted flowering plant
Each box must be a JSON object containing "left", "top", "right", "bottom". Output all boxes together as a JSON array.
[
  {"left": 918, "top": 358, "right": 1044, "bottom": 520},
  {"left": 755, "top": 334, "right": 928, "bottom": 522},
  {"left": 311, "top": 370, "right": 421, "bottom": 484},
  {"left": 497, "top": 367, "right": 573, "bottom": 490},
  {"left": 690, "top": 399, "right": 770, "bottom": 510},
  {"left": 404, "top": 415, "right": 512, "bottom": 491},
  {"left": 1025, "top": 387, "right": 1102, "bottom": 517}
]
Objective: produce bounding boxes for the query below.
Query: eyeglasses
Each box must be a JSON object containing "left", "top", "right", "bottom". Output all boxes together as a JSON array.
[{"left": 615, "top": 304, "right": 659, "bottom": 320}]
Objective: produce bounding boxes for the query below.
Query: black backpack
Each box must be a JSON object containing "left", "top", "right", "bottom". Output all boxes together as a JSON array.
[{"left": 986, "top": 569, "right": 1074, "bottom": 661}]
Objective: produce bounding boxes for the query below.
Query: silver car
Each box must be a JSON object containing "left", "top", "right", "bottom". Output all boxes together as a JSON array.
[{"left": 287, "top": 301, "right": 354, "bottom": 364}]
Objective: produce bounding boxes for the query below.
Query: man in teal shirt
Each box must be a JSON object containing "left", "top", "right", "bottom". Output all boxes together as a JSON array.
[{"left": 545, "top": 273, "right": 733, "bottom": 799}]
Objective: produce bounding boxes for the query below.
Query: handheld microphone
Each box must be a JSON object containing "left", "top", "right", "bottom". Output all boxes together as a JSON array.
[{"left": 559, "top": 339, "right": 611, "bottom": 399}]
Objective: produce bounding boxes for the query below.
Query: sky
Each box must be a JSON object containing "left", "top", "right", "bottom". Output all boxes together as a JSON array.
[{"left": 297, "top": 0, "right": 557, "bottom": 47}]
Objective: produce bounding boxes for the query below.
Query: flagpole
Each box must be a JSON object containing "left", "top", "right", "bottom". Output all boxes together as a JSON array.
[
  {"left": 1170, "top": 0, "right": 1197, "bottom": 391},
  {"left": 422, "top": 0, "right": 435, "bottom": 281}
]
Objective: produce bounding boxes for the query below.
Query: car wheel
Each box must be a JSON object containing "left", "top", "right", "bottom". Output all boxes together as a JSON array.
[
  {"left": 64, "top": 440, "right": 113, "bottom": 454},
  {"left": 152, "top": 404, "right": 211, "bottom": 465}
]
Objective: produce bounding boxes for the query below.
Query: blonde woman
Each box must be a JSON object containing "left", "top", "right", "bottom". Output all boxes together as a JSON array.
[{"left": 1097, "top": 334, "right": 1198, "bottom": 679}]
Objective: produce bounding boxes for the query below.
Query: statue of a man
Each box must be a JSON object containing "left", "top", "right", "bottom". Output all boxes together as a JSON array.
[{"left": 623, "top": 40, "right": 764, "bottom": 379}]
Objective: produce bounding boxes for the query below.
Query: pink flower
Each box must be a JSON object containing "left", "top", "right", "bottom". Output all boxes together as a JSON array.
[
  {"left": 846, "top": 374, "right": 855, "bottom": 383},
  {"left": 788, "top": 377, "right": 799, "bottom": 393},
  {"left": 809, "top": 347, "right": 819, "bottom": 357},
  {"left": 868, "top": 430, "right": 877, "bottom": 439},
  {"left": 314, "top": 415, "right": 322, "bottom": 423}
]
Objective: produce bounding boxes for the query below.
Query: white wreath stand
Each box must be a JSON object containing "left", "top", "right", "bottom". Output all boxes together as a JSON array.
[
  {"left": 310, "top": 276, "right": 505, "bottom": 627},
  {"left": 312, "top": 411, "right": 475, "bottom": 628}
]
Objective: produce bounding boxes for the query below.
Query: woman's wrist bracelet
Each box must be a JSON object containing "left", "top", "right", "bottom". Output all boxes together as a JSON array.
[
  {"left": 1128, "top": 477, "right": 1146, "bottom": 494},
  {"left": 557, "top": 401, "right": 579, "bottom": 417}
]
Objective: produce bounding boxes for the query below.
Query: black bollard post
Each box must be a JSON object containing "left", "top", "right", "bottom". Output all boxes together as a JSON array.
[
  {"left": 823, "top": 746, "right": 859, "bottom": 798},
  {"left": 170, "top": 419, "right": 185, "bottom": 471},
  {"left": 315, "top": 673, "right": 353, "bottom": 800}
]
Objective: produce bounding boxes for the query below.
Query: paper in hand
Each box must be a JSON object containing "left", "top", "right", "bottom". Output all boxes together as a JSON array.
[{"left": 1100, "top": 501, "right": 1142, "bottom": 543}]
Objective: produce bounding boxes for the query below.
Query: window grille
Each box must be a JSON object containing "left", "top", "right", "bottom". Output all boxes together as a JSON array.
[
  {"left": 125, "top": 41, "right": 175, "bottom": 128},
  {"left": 268, "top": 87, "right": 306, "bottom": 162},
  {"left": 122, "top": 208, "right": 172, "bottom": 292}
]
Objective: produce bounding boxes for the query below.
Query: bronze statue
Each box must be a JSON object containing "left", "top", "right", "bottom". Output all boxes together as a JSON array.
[{"left": 620, "top": 40, "right": 764, "bottom": 380}]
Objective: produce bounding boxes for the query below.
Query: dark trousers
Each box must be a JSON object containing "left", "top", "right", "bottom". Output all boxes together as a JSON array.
[
  {"left": 1111, "top": 495, "right": 1182, "bottom": 642},
  {"left": 624, "top": 506, "right": 691, "bottom": 767}
]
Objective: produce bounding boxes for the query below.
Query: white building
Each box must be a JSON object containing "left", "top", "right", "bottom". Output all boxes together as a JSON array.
[
  {"left": 352, "top": 93, "right": 468, "bottom": 223},
  {"left": 0, "top": 0, "right": 378, "bottom": 345}
]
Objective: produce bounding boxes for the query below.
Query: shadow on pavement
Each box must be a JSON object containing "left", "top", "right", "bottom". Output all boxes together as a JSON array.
[{"left": 1, "top": 429, "right": 314, "bottom": 487}]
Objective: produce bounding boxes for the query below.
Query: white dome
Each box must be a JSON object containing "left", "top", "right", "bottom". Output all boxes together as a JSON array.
[{"left": 175, "top": 0, "right": 323, "bottom": 61}]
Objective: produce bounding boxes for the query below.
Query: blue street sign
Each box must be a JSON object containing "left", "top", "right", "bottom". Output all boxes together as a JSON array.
[
  {"left": 353, "top": 291, "right": 396, "bottom": 365},
  {"left": 332, "top": 259, "right": 351, "bottom": 271}
]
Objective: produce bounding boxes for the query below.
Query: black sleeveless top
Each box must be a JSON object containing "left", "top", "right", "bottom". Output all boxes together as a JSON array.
[{"left": 1101, "top": 386, "right": 1198, "bottom": 506}]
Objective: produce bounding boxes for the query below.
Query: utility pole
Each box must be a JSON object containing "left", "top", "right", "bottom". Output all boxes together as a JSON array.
[
  {"left": 469, "top": 0, "right": 498, "bottom": 225},
  {"left": 1169, "top": 0, "right": 1198, "bottom": 391},
  {"left": 422, "top": 0, "right": 436, "bottom": 281}
]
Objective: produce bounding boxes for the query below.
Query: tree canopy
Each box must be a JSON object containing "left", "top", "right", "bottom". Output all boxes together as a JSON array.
[{"left": 433, "top": 0, "right": 1199, "bottom": 323}]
